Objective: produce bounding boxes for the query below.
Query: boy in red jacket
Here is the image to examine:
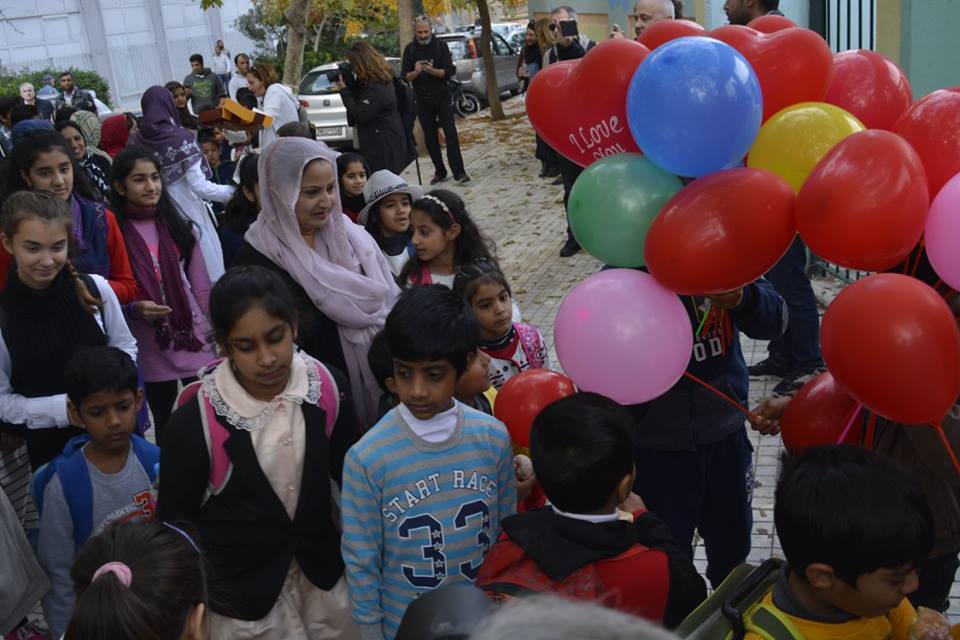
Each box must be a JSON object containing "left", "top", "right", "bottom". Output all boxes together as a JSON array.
[{"left": 477, "top": 392, "right": 706, "bottom": 628}]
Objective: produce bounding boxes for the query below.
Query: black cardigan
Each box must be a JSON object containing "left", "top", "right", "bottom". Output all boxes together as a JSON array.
[
  {"left": 340, "top": 80, "right": 412, "bottom": 175},
  {"left": 233, "top": 241, "right": 349, "bottom": 377},
  {"left": 156, "top": 365, "right": 361, "bottom": 619}
]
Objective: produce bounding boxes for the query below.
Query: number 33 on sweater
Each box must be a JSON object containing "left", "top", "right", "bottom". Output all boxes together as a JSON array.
[{"left": 397, "top": 499, "right": 491, "bottom": 588}]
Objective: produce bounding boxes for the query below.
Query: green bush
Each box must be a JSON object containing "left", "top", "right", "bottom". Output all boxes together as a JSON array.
[
  {"left": 0, "top": 66, "right": 112, "bottom": 107},
  {"left": 256, "top": 33, "right": 401, "bottom": 83}
]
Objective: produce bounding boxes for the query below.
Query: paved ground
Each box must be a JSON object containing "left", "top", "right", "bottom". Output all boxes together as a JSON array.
[{"left": 403, "top": 95, "right": 960, "bottom": 622}]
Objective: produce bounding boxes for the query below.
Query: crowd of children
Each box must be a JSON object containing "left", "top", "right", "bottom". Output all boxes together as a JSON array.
[{"left": 0, "top": 65, "right": 958, "bottom": 640}]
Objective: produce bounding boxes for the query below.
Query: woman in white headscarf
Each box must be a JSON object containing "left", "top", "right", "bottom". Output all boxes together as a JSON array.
[{"left": 234, "top": 137, "right": 399, "bottom": 425}]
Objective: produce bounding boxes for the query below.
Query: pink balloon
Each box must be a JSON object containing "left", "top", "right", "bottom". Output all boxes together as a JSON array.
[
  {"left": 554, "top": 269, "right": 693, "bottom": 404},
  {"left": 925, "top": 172, "right": 960, "bottom": 291}
]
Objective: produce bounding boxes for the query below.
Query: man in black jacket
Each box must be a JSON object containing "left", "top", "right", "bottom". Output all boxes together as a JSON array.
[
  {"left": 402, "top": 16, "right": 470, "bottom": 184},
  {"left": 547, "top": 6, "right": 594, "bottom": 257}
]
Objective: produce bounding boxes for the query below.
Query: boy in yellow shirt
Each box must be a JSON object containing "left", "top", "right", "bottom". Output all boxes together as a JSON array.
[{"left": 748, "top": 445, "right": 950, "bottom": 640}]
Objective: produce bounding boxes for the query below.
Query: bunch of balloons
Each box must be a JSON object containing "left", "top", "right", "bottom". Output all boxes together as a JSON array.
[{"left": 510, "top": 18, "right": 960, "bottom": 452}]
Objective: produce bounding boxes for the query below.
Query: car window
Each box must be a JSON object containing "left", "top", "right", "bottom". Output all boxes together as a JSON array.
[
  {"left": 299, "top": 70, "right": 336, "bottom": 95},
  {"left": 445, "top": 38, "right": 470, "bottom": 61},
  {"left": 493, "top": 34, "right": 512, "bottom": 56}
]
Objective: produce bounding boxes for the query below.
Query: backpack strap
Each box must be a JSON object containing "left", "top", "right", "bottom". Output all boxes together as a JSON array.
[
  {"left": 743, "top": 603, "right": 805, "bottom": 640},
  {"left": 54, "top": 435, "right": 96, "bottom": 548},
  {"left": 129, "top": 433, "right": 160, "bottom": 484},
  {"left": 31, "top": 433, "right": 91, "bottom": 527},
  {"left": 515, "top": 324, "right": 546, "bottom": 369},
  {"left": 313, "top": 360, "right": 340, "bottom": 438}
]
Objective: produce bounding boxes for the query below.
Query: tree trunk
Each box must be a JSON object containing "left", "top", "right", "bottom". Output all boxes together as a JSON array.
[
  {"left": 398, "top": 0, "right": 415, "bottom": 52},
  {"left": 475, "top": 0, "right": 504, "bottom": 120},
  {"left": 282, "top": 0, "right": 312, "bottom": 86}
]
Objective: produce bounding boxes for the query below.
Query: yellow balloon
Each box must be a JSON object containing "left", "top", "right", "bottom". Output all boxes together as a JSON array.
[{"left": 747, "top": 102, "right": 865, "bottom": 192}]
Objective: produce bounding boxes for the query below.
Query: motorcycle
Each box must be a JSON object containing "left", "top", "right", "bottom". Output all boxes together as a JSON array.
[{"left": 449, "top": 78, "right": 481, "bottom": 117}]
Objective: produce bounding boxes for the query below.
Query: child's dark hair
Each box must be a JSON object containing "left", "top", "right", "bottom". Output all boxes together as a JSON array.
[
  {"left": 235, "top": 87, "right": 257, "bottom": 110},
  {"left": 0, "top": 96, "right": 19, "bottom": 120},
  {"left": 368, "top": 329, "right": 394, "bottom": 393},
  {"left": 530, "top": 393, "right": 635, "bottom": 513},
  {"left": 277, "top": 121, "right": 315, "bottom": 139},
  {"left": 209, "top": 266, "right": 298, "bottom": 346},
  {"left": 197, "top": 130, "right": 219, "bottom": 148},
  {"left": 223, "top": 154, "right": 259, "bottom": 234},
  {"left": 400, "top": 189, "right": 495, "bottom": 285},
  {"left": 1, "top": 129, "right": 99, "bottom": 202},
  {"left": 66, "top": 520, "right": 207, "bottom": 640},
  {"left": 10, "top": 102, "right": 39, "bottom": 125},
  {"left": 453, "top": 259, "right": 512, "bottom": 306},
  {"left": 775, "top": 445, "right": 934, "bottom": 586},
  {"left": 385, "top": 284, "right": 479, "bottom": 377},
  {"left": 65, "top": 346, "right": 139, "bottom": 408},
  {"left": 0, "top": 191, "right": 102, "bottom": 313},
  {"left": 109, "top": 146, "right": 197, "bottom": 270},
  {"left": 336, "top": 152, "right": 370, "bottom": 184},
  {"left": 54, "top": 105, "right": 77, "bottom": 123}
]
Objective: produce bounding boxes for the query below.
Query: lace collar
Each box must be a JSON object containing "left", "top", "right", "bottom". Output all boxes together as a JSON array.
[{"left": 201, "top": 351, "right": 321, "bottom": 432}]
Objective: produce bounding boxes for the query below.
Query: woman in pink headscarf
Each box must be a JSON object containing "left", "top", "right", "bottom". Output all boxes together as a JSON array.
[{"left": 234, "top": 137, "right": 399, "bottom": 425}]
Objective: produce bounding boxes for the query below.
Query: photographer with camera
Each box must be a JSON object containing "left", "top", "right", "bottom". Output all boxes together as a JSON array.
[
  {"left": 546, "top": 6, "right": 596, "bottom": 257},
  {"left": 336, "top": 42, "right": 413, "bottom": 175},
  {"left": 401, "top": 15, "right": 470, "bottom": 185},
  {"left": 245, "top": 62, "right": 301, "bottom": 152}
]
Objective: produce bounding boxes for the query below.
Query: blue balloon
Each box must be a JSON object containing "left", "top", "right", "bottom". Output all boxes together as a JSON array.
[{"left": 626, "top": 36, "right": 763, "bottom": 178}]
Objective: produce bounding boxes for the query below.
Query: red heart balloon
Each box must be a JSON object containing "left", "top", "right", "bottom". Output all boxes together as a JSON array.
[
  {"left": 781, "top": 371, "right": 862, "bottom": 455},
  {"left": 636, "top": 19, "right": 705, "bottom": 51},
  {"left": 796, "top": 130, "right": 929, "bottom": 271},
  {"left": 494, "top": 370, "right": 577, "bottom": 447},
  {"left": 747, "top": 15, "right": 797, "bottom": 33},
  {"left": 644, "top": 168, "right": 796, "bottom": 295},
  {"left": 821, "top": 274, "right": 960, "bottom": 425},
  {"left": 526, "top": 39, "right": 649, "bottom": 167},
  {"left": 893, "top": 88, "right": 960, "bottom": 198},
  {"left": 825, "top": 50, "right": 912, "bottom": 130},
  {"left": 710, "top": 25, "right": 834, "bottom": 122}
]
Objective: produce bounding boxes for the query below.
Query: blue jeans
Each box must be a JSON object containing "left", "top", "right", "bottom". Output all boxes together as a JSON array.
[
  {"left": 765, "top": 236, "right": 824, "bottom": 370},
  {"left": 633, "top": 428, "right": 755, "bottom": 588}
]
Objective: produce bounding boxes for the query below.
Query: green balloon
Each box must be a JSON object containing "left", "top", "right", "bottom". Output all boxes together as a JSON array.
[{"left": 569, "top": 153, "right": 683, "bottom": 267}]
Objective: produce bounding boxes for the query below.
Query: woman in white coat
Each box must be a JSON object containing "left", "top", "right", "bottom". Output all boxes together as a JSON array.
[
  {"left": 245, "top": 62, "right": 301, "bottom": 153},
  {"left": 133, "top": 85, "right": 233, "bottom": 281}
]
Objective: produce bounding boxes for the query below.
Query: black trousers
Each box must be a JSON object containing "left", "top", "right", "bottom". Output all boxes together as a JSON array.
[
  {"left": 560, "top": 155, "right": 584, "bottom": 240},
  {"left": 145, "top": 377, "right": 196, "bottom": 445},
  {"left": 417, "top": 94, "right": 465, "bottom": 178}
]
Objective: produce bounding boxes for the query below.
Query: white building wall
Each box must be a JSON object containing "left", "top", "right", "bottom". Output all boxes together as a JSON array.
[{"left": 0, "top": 0, "right": 257, "bottom": 110}]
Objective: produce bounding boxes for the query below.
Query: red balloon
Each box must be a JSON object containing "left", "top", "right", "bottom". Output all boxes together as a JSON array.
[
  {"left": 710, "top": 25, "right": 834, "bottom": 122},
  {"left": 644, "top": 168, "right": 796, "bottom": 295},
  {"left": 636, "top": 19, "right": 705, "bottom": 51},
  {"left": 747, "top": 15, "right": 797, "bottom": 33},
  {"left": 781, "top": 371, "right": 862, "bottom": 455},
  {"left": 796, "top": 130, "right": 929, "bottom": 271},
  {"left": 526, "top": 39, "right": 649, "bottom": 167},
  {"left": 821, "top": 274, "right": 960, "bottom": 424},
  {"left": 494, "top": 370, "right": 577, "bottom": 447},
  {"left": 825, "top": 50, "right": 912, "bottom": 130},
  {"left": 893, "top": 88, "right": 960, "bottom": 198}
]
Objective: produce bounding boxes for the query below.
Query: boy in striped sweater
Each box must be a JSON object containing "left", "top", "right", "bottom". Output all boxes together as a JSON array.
[{"left": 342, "top": 285, "right": 516, "bottom": 640}]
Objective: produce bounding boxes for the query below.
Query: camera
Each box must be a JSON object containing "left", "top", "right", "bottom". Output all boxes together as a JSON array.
[{"left": 326, "top": 62, "right": 356, "bottom": 88}]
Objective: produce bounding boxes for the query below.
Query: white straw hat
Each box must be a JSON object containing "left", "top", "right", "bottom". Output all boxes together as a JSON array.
[{"left": 358, "top": 170, "right": 424, "bottom": 225}]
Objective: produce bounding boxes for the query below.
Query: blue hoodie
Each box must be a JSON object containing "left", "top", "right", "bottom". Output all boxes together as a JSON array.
[{"left": 628, "top": 278, "right": 787, "bottom": 451}]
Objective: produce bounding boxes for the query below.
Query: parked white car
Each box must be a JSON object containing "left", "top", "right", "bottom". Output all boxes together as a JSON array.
[{"left": 297, "top": 57, "right": 402, "bottom": 149}]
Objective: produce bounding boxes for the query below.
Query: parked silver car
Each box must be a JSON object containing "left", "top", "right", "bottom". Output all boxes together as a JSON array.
[
  {"left": 436, "top": 32, "right": 522, "bottom": 104},
  {"left": 297, "top": 57, "right": 402, "bottom": 148}
]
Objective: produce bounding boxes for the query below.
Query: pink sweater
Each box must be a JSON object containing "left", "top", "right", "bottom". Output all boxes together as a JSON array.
[{"left": 128, "top": 219, "right": 215, "bottom": 382}]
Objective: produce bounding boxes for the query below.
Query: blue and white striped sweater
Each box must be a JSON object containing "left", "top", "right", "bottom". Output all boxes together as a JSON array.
[{"left": 341, "top": 403, "right": 516, "bottom": 640}]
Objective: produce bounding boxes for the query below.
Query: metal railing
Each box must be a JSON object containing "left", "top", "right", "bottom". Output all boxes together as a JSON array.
[{"left": 824, "top": 0, "right": 878, "bottom": 52}]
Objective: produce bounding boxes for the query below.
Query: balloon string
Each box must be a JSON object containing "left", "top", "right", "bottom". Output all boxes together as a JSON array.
[
  {"left": 835, "top": 403, "right": 863, "bottom": 444},
  {"left": 909, "top": 239, "right": 926, "bottom": 279},
  {"left": 933, "top": 422, "right": 960, "bottom": 476},
  {"left": 695, "top": 306, "right": 711, "bottom": 338},
  {"left": 683, "top": 371, "right": 759, "bottom": 421}
]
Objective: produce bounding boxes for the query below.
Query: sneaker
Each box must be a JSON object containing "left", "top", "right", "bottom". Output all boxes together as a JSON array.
[
  {"left": 551, "top": 175, "right": 564, "bottom": 186},
  {"left": 454, "top": 173, "right": 471, "bottom": 184},
  {"left": 430, "top": 174, "right": 448, "bottom": 185},
  {"left": 559, "top": 236, "right": 581, "bottom": 257},
  {"left": 772, "top": 368, "right": 819, "bottom": 396},
  {"left": 747, "top": 357, "right": 790, "bottom": 378}
]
